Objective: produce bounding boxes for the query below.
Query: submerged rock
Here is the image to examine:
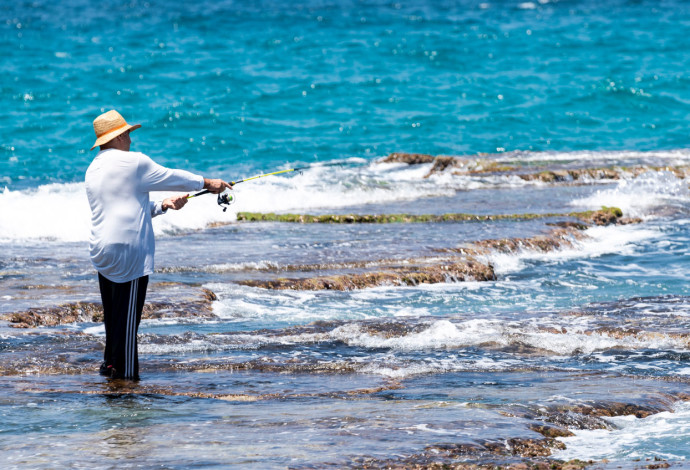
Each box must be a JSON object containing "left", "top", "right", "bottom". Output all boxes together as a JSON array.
[
  {"left": 239, "top": 258, "right": 497, "bottom": 291},
  {"left": 349, "top": 439, "right": 590, "bottom": 469},
  {"left": 462, "top": 227, "right": 584, "bottom": 255},
  {"left": 529, "top": 424, "right": 575, "bottom": 438},
  {"left": 529, "top": 397, "right": 678, "bottom": 432},
  {"left": 346, "top": 391, "right": 688, "bottom": 469},
  {"left": 425, "top": 438, "right": 564, "bottom": 459},
  {"left": 565, "top": 401, "right": 667, "bottom": 419},
  {"left": 16, "top": 378, "right": 403, "bottom": 401},
  {"left": 237, "top": 208, "right": 632, "bottom": 291}
]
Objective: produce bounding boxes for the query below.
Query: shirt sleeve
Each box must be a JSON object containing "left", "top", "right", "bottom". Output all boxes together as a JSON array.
[
  {"left": 150, "top": 200, "right": 166, "bottom": 218},
  {"left": 137, "top": 153, "right": 205, "bottom": 193}
]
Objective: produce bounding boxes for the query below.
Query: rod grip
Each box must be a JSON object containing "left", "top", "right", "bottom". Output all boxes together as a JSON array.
[{"left": 189, "top": 189, "right": 211, "bottom": 198}]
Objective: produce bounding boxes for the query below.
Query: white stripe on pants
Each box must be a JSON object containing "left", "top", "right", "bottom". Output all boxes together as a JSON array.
[{"left": 125, "top": 278, "right": 138, "bottom": 378}]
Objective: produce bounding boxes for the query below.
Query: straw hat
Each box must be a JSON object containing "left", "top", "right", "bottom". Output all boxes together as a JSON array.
[{"left": 90, "top": 110, "right": 141, "bottom": 150}]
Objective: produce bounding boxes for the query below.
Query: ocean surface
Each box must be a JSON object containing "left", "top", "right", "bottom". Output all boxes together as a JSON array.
[{"left": 2, "top": 0, "right": 690, "bottom": 468}]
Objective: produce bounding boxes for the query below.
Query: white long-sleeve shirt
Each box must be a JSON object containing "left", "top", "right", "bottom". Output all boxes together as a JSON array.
[{"left": 85, "top": 149, "right": 204, "bottom": 283}]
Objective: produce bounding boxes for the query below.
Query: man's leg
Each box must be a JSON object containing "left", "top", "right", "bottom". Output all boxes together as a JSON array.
[
  {"left": 97, "top": 273, "right": 149, "bottom": 379},
  {"left": 98, "top": 273, "right": 115, "bottom": 373}
]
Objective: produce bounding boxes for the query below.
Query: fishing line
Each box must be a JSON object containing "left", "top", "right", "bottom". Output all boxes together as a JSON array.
[{"left": 187, "top": 161, "right": 343, "bottom": 211}]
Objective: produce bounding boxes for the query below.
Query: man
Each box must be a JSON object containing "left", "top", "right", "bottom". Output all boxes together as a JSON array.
[{"left": 85, "top": 109, "right": 231, "bottom": 380}]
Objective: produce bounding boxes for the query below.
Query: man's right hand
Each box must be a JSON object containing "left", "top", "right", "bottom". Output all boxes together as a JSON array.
[{"left": 203, "top": 178, "right": 233, "bottom": 194}]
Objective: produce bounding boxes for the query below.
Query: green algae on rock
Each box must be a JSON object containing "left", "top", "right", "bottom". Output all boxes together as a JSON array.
[
  {"left": 236, "top": 211, "right": 530, "bottom": 224},
  {"left": 236, "top": 207, "right": 633, "bottom": 226}
]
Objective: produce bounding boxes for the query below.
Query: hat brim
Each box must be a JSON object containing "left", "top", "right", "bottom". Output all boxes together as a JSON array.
[{"left": 90, "top": 123, "right": 141, "bottom": 151}]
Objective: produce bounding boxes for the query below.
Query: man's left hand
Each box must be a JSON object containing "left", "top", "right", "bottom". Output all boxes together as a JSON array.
[{"left": 162, "top": 194, "right": 189, "bottom": 211}]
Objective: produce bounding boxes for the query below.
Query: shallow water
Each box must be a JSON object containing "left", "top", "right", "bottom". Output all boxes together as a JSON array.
[
  {"left": 4, "top": 0, "right": 690, "bottom": 468},
  {"left": 3, "top": 160, "right": 690, "bottom": 467}
]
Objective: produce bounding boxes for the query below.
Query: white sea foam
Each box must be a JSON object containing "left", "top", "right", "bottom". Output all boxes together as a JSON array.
[
  {"left": 208, "top": 283, "right": 377, "bottom": 323},
  {"left": 0, "top": 183, "right": 91, "bottom": 242},
  {"left": 83, "top": 324, "right": 105, "bottom": 336},
  {"left": 359, "top": 355, "right": 525, "bottom": 378},
  {"left": 4, "top": 153, "right": 685, "bottom": 242},
  {"left": 571, "top": 171, "right": 690, "bottom": 218},
  {"left": 0, "top": 161, "right": 453, "bottom": 242},
  {"left": 137, "top": 334, "right": 257, "bottom": 354},
  {"left": 0, "top": 182, "right": 230, "bottom": 242},
  {"left": 190, "top": 260, "right": 281, "bottom": 272},
  {"left": 488, "top": 223, "right": 660, "bottom": 275},
  {"left": 407, "top": 423, "right": 457, "bottom": 435},
  {"left": 226, "top": 161, "right": 455, "bottom": 213},
  {"left": 133, "top": 312, "right": 689, "bottom": 357},
  {"left": 208, "top": 281, "right": 493, "bottom": 326},
  {"left": 326, "top": 319, "right": 687, "bottom": 355},
  {"left": 128, "top": 314, "right": 690, "bottom": 371},
  {"left": 555, "top": 401, "right": 690, "bottom": 461}
]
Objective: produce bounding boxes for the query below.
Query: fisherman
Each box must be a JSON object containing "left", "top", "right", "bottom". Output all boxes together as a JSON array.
[{"left": 85, "top": 110, "right": 232, "bottom": 380}]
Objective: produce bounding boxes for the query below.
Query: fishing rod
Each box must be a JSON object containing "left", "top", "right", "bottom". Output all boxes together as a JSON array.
[{"left": 187, "top": 161, "right": 343, "bottom": 211}]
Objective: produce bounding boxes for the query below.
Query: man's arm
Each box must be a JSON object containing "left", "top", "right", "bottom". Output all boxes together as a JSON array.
[
  {"left": 139, "top": 153, "right": 231, "bottom": 193},
  {"left": 154, "top": 180, "right": 231, "bottom": 217}
]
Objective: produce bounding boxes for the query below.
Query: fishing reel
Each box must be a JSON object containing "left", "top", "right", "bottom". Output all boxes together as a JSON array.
[{"left": 217, "top": 189, "right": 235, "bottom": 212}]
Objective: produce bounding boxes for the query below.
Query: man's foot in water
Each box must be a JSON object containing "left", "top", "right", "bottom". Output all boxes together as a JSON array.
[{"left": 99, "top": 362, "right": 118, "bottom": 378}]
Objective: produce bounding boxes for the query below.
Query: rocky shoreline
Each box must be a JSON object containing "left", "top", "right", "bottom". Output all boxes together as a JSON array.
[
  {"left": 382, "top": 151, "right": 690, "bottom": 182},
  {"left": 238, "top": 208, "right": 632, "bottom": 291},
  {"left": 1, "top": 286, "right": 217, "bottom": 328},
  {"left": 1, "top": 208, "right": 633, "bottom": 325}
]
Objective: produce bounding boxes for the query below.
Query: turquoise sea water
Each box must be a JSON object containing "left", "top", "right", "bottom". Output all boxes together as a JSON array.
[
  {"left": 4, "top": 0, "right": 690, "bottom": 189},
  {"left": 3, "top": 1, "right": 690, "bottom": 468}
]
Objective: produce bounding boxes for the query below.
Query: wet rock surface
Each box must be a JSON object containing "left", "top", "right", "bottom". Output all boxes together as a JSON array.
[
  {"left": 235, "top": 207, "right": 633, "bottom": 225},
  {"left": 0, "top": 208, "right": 629, "bottom": 321},
  {"left": 17, "top": 379, "right": 403, "bottom": 402},
  {"left": 0, "top": 286, "right": 218, "bottom": 328},
  {"left": 239, "top": 209, "right": 628, "bottom": 291},
  {"left": 383, "top": 152, "right": 437, "bottom": 165},
  {"left": 238, "top": 258, "right": 497, "bottom": 290},
  {"left": 382, "top": 151, "right": 690, "bottom": 182},
  {"left": 334, "top": 441, "right": 590, "bottom": 470}
]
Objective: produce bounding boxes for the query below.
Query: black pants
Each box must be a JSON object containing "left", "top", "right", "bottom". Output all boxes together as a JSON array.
[{"left": 98, "top": 273, "right": 149, "bottom": 380}]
